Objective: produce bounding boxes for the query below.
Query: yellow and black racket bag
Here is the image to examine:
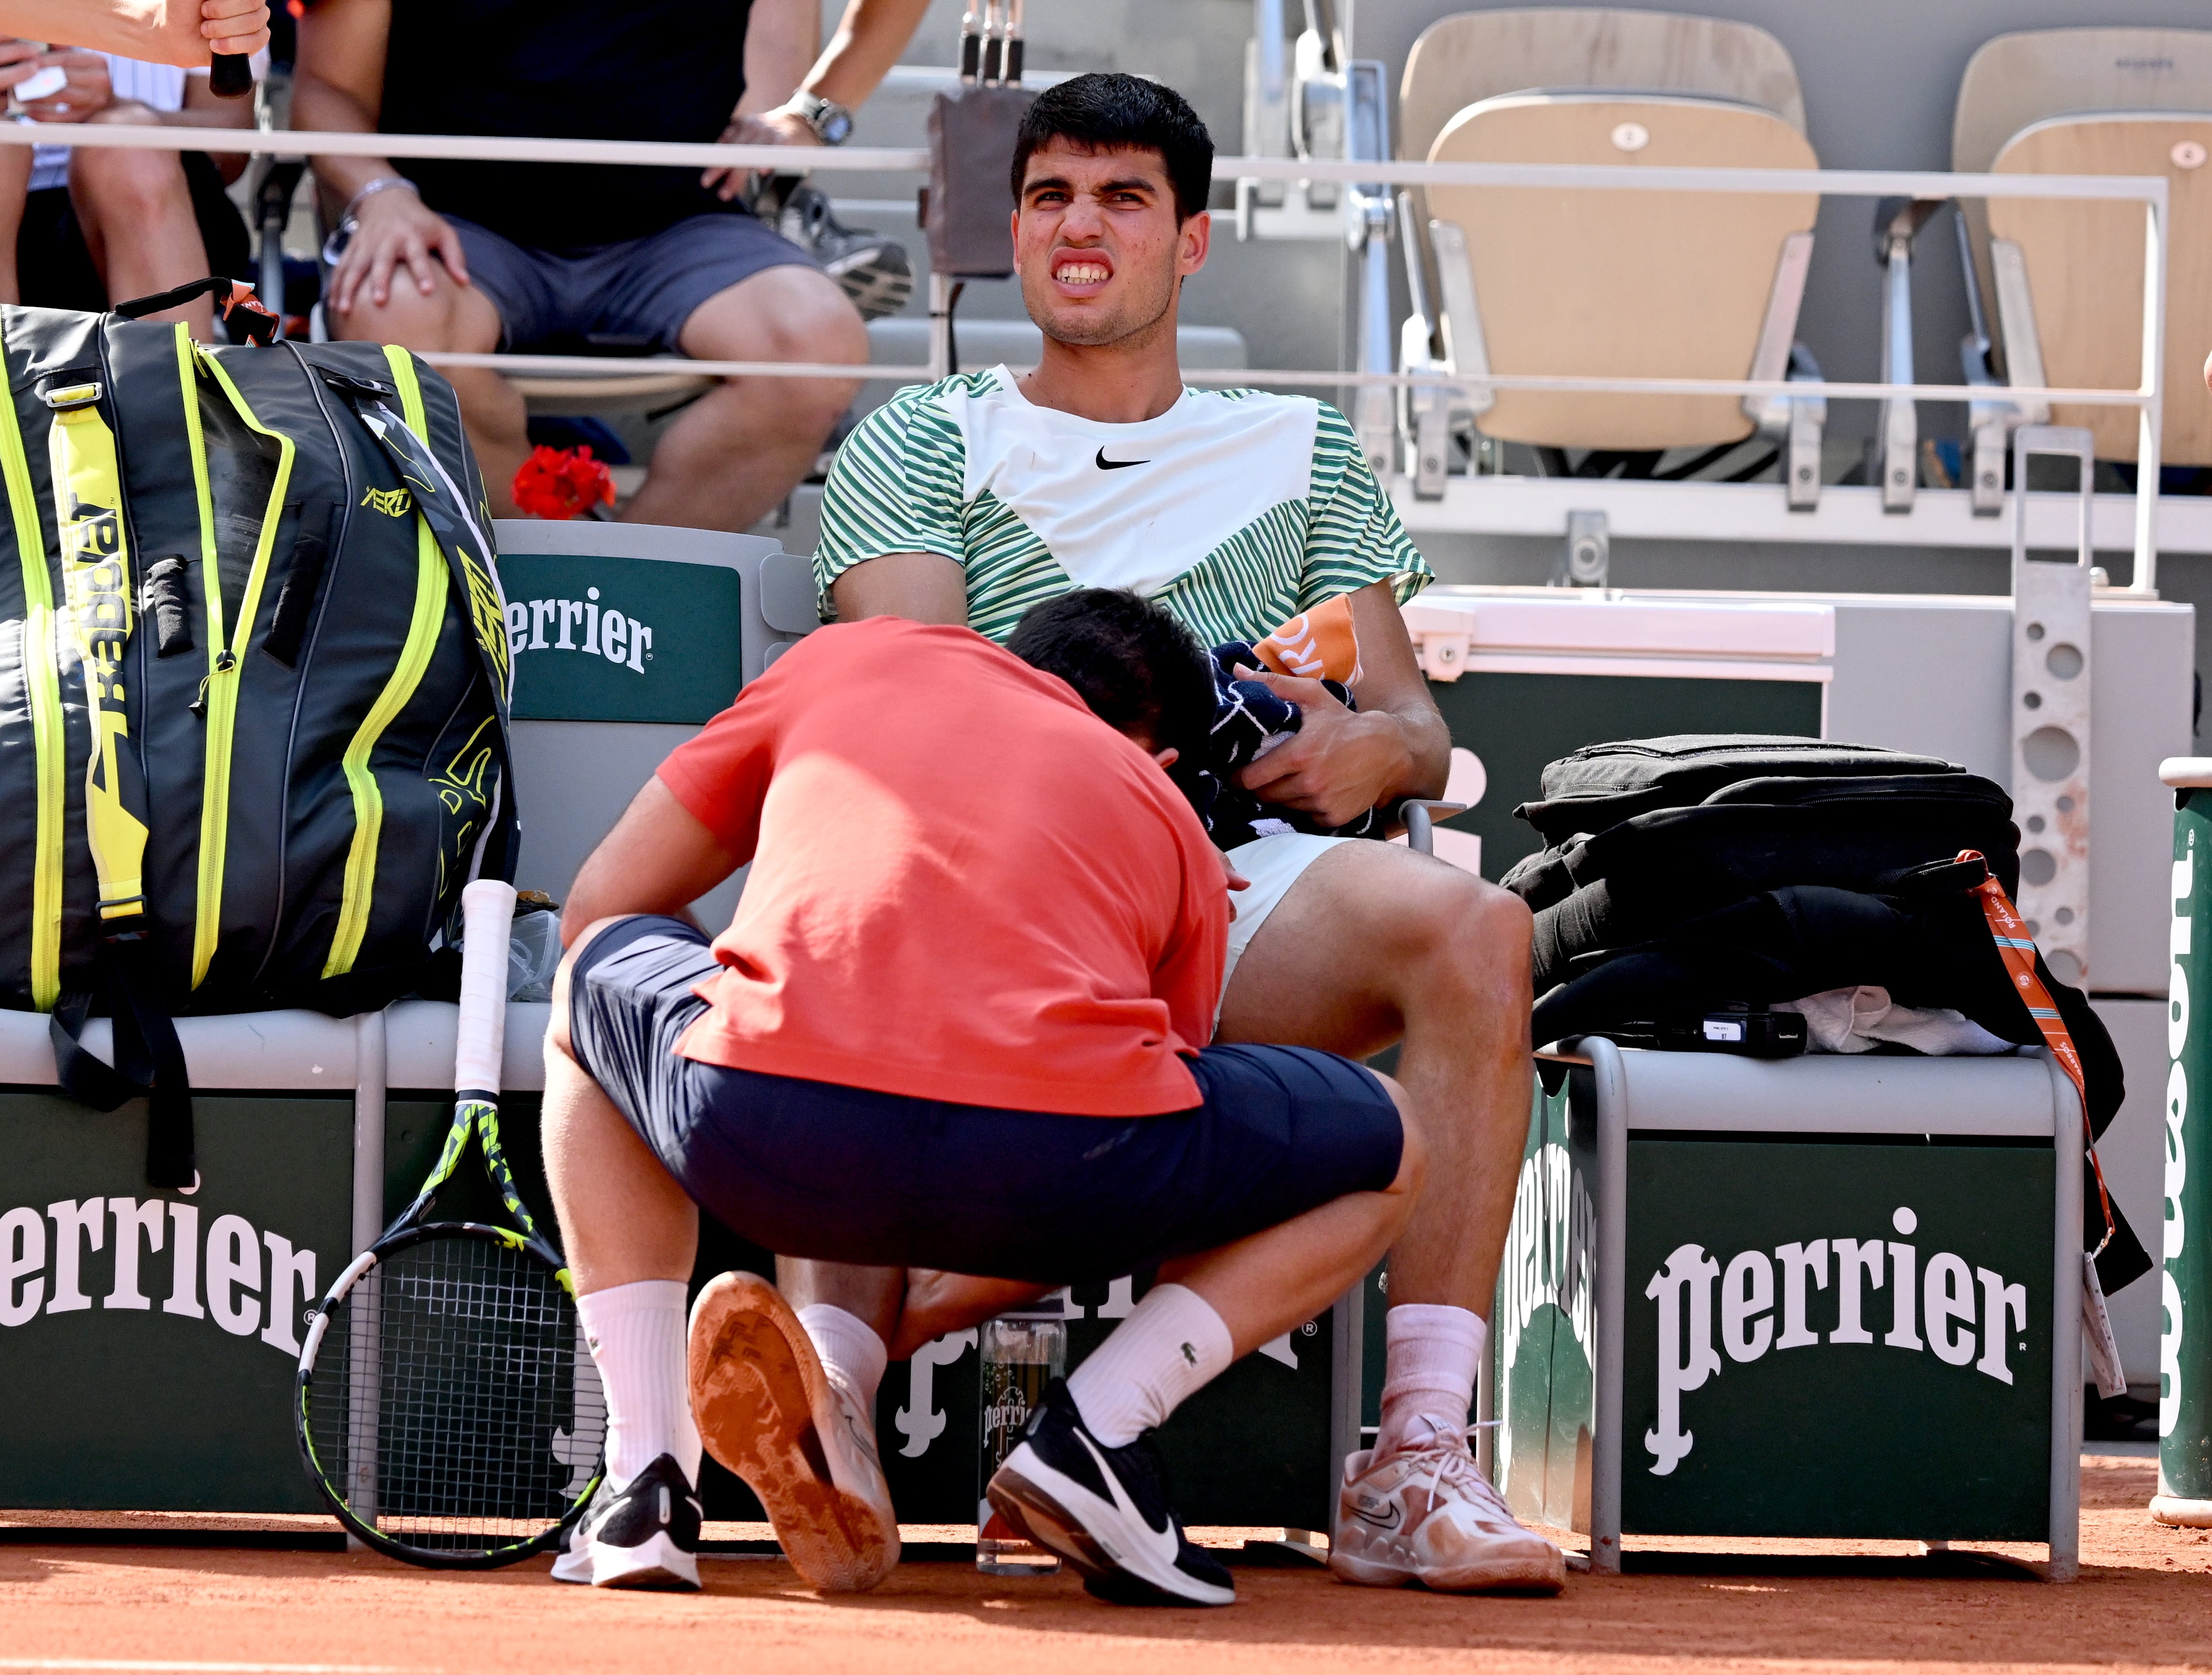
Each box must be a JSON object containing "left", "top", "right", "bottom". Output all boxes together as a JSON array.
[{"left": 0, "top": 281, "right": 517, "bottom": 1186}]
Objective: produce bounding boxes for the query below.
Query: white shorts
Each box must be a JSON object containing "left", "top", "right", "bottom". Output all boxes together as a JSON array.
[{"left": 1219, "top": 831, "right": 1354, "bottom": 1011}]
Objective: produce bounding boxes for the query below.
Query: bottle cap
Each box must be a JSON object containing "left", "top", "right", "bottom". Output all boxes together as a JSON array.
[{"left": 996, "top": 1287, "right": 1068, "bottom": 1321}]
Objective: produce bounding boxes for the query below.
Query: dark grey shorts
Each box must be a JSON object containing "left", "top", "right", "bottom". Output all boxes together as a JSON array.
[
  {"left": 444, "top": 210, "right": 820, "bottom": 353},
  {"left": 567, "top": 915, "right": 1405, "bottom": 1284}
]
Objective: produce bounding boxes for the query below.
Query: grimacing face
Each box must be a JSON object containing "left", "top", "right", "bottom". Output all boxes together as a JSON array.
[{"left": 1013, "top": 139, "right": 1210, "bottom": 351}]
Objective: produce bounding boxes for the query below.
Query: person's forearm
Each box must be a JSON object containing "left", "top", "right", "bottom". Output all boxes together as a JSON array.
[
  {"left": 798, "top": 0, "right": 930, "bottom": 110},
  {"left": 1375, "top": 701, "right": 1450, "bottom": 801},
  {"left": 11, "top": 0, "right": 263, "bottom": 64},
  {"left": 290, "top": 72, "right": 397, "bottom": 201},
  {"left": 738, "top": 0, "right": 814, "bottom": 115}
]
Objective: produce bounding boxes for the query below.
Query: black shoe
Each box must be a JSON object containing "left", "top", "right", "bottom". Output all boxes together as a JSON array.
[
  {"left": 550, "top": 1453, "right": 702, "bottom": 1590},
  {"left": 985, "top": 1379, "right": 1234, "bottom": 1607},
  {"left": 757, "top": 176, "right": 914, "bottom": 321}
]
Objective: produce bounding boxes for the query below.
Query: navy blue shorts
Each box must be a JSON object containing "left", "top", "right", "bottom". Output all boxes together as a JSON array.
[
  {"left": 566, "top": 916, "right": 1404, "bottom": 1283},
  {"left": 444, "top": 210, "right": 819, "bottom": 354}
]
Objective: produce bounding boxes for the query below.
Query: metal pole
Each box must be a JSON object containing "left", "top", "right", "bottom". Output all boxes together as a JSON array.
[
  {"left": 2048, "top": 1048, "right": 2084, "bottom": 1582},
  {"left": 2135, "top": 194, "right": 2168, "bottom": 595},
  {"left": 1589, "top": 1036, "right": 1628, "bottom": 1575}
]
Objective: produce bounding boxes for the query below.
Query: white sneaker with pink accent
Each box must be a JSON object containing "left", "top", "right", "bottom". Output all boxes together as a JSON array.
[{"left": 1329, "top": 1419, "right": 1566, "bottom": 1594}]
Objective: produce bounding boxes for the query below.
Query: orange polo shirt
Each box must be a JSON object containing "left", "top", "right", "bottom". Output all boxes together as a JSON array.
[{"left": 657, "top": 616, "right": 1227, "bottom": 1115}]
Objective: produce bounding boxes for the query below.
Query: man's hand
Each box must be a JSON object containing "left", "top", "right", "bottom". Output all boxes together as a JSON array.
[
  {"left": 197, "top": 0, "right": 268, "bottom": 58},
  {"left": 327, "top": 187, "right": 469, "bottom": 316},
  {"left": 1232, "top": 665, "right": 1416, "bottom": 829},
  {"left": 19, "top": 47, "right": 110, "bottom": 121},
  {"left": 700, "top": 105, "right": 819, "bottom": 202}
]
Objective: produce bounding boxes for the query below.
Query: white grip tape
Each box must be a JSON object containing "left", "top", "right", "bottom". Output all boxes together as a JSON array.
[{"left": 456, "top": 879, "right": 517, "bottom": 1094}]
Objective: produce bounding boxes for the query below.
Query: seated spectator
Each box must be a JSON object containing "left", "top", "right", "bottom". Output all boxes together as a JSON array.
[
  {"left": 0, "top": 39, "right": 252, "bottom": 335},
  {"left": 293, "top": 0, "right": 927, "bottom": 533},
  {"left": 540, "top": 597, "right": 1422, "bottom": 1606}
]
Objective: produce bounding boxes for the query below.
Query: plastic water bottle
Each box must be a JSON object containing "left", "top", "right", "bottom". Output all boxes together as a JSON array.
[{"left": 976, "top": 1292, "right": 1065, "bottom": 1574}]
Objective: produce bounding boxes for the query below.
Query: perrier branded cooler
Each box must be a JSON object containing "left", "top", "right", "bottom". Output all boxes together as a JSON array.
[{"left": 1495, "top": 1038, "right": 2086, "bottom": 1576}]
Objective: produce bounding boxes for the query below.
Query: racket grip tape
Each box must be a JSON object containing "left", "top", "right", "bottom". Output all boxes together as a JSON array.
[{"left": 456, "top": 879, "right": 517, "bottom": 1096}]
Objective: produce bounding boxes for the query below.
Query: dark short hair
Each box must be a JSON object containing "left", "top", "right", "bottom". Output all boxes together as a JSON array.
[
  {"left": 1010, "top": 72, "right": 1215, "bottom": 223},
  {"left": 1008, "top": 588, "right": 1216, "bottom": 765}
]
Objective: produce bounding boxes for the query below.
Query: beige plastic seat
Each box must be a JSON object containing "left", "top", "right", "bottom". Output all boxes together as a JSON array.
[
  {"left": 1955, "top": 28, "right": 2212, "bottom": 470},
  {"left": 1397, "top": 10, "right": 1821, "bottom": 502},
  {"left": 500, "top": 369, "right": 715, "bottom": 419}
]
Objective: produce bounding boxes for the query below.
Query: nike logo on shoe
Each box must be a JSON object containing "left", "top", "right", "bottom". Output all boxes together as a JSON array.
[
  {"left": 1095, "top": 448, "right": 1150, "bottom": 470},
  {"left": 1072, "top": 1430, "right": 1182, "bottom": 1570},
  {"left": 1349, "top": 1496, "right": 1403, "bottom": 1531}
]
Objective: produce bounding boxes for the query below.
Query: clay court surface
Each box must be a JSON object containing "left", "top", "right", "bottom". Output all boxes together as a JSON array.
[{"left": 5, "top": 1454, "right": 2210, "bottom": 1675}]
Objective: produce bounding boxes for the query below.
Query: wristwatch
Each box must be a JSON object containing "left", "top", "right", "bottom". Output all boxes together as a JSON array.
[{"left": 789, "top": 90, "right": 854, "bottom": 145}]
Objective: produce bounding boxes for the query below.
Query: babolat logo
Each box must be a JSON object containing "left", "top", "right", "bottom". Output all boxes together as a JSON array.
[
  {"left": 62, "top": 498, "right": 120, "bottom": 559},
  {"left": 360, "top": 485, "right": 411, "bottom": 517},
  {"left": 0, "top": 1196, "right": 321, "bottom": 1356},
  {"left": 1645, "top": 1205, "right": 2030, "bottom": 1476},
  {"left": 506, "top": 586, "right": 655, "bottom": 673}
]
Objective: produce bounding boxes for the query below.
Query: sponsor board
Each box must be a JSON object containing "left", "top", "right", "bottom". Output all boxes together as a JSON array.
[
  {"left": 1623, "top": 1139, "right": 2053, "bottom": 1539},
  {"left": 498, "top": 552, "right": 743, "bottom": 725},
  {"left": 0, "top": 1093, "right": 351, "bottom": 1512}
]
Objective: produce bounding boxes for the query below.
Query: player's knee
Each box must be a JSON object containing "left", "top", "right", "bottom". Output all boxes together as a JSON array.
[
  {"left": 333, "top": 282, "right": 467, "bottom": 349},
  {"left": 72, "top": 146, "right": 179, "bottom": 218},
  {"left": 1389, "top": 867, "right": 1532, "bottom": 995}
]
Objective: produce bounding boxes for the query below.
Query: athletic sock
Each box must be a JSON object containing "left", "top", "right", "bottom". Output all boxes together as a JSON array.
[
  {"left": 577, "top": 1279, "right": 701, "bottom": 1492},
  {"left": 798, "top": 1302, "right": 889, "bottom": 1416},
  {"left": 1065, "top": 1282, "right": 1233, "bottom": 1447},
  {"left": 1374, "top": 1303, "right": 1486, "bottom": 1459}
]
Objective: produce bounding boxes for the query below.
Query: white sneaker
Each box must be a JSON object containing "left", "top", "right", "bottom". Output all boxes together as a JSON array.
[
  {"left": 549, "top": 1453, "right": 702, "bottom": 1589},
  {"left": 688, "top": 1271, "right": 899, "bottom": 1593},
  {"left": 1329, "top": 1419, "right": 1565, "bottom": 1594}
]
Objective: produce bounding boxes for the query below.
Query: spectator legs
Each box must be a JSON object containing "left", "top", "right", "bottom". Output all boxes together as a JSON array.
[
  {"left": 69, "top": 131, "right": 214, "bottom": 337},
  {"left": 1213, "top": 841, "right": 1534, "bottom": 1323},
  {"left": 327, "top": 276, "right": 527, "bottom": 513},
  {"left": 624, "top": 265, "right": 867, "bottom": 532}
]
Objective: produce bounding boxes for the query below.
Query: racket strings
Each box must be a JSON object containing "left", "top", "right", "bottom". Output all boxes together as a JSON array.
[{"left": 308, "top": 1232, "right": 607, "bottom": 1556}]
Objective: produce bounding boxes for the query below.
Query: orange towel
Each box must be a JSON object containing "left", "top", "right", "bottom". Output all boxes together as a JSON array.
[{"left": 1252, "top": 594, "right": 1362, "bottom": 686}]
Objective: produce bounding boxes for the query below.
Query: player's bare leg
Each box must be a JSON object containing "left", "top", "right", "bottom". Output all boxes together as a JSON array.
[
  {"left": 541, "top": 922, "right": 705, "bottom": 1590},
  {"left": 1216, "top": 841, "right": 1562, "bottom": 1594}
]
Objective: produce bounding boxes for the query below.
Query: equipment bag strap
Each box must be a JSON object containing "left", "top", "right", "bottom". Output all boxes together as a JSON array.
[
  {"left": 1956, "top": 846, "right": 2128, "bottom": 1398},
  {"left": 45, "top": 374, "right": 196, "bottom": 1187},
  {"left": 343, "top": 386, "right": 519, "bottom": 880}
]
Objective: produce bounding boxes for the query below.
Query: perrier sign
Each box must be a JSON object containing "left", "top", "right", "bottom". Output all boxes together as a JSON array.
[{"left": 1497, "top": 1073, "right": 2055, "bottom": 1543}]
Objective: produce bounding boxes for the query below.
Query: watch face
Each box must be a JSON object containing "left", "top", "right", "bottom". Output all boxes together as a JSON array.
[{"left": 818, "top": 106, "right": 853, "bottom": 144}]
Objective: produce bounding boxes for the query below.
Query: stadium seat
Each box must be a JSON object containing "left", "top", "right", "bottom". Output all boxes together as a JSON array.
[
  {"left": 1395, "top": 9, "right": 1826, "bottom": 506},
  {"left": 1952, "top": 28, "right": 2212, "bottom": 504}
]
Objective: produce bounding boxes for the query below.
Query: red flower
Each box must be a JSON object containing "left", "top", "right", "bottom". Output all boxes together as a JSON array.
[{"left": 512, "top": 445, "right": 617, "bottom": 520}]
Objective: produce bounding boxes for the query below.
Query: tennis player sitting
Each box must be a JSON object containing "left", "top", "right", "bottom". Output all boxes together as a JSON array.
[{"left": 540, "top": 595, "right": 1424, "bottom": 1606}]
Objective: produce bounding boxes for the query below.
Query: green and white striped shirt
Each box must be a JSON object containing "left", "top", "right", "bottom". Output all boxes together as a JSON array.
[{"left": 813, "top": 367, "right": 1432, "bottom": 645}]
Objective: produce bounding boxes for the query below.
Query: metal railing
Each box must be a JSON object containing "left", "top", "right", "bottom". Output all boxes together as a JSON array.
[{"left": 0, "top": 120, "right": 2167, "bottom": 586}]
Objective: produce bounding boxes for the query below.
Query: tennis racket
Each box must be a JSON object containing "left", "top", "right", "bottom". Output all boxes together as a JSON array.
[{"left": 296, "top": 879, "right": 607, "bottom": 1567}]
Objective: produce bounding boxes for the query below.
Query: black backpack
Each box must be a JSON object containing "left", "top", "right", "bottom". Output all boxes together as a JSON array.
[
  {"left": 1501, "top": 736, "right": 2018, "bottom": 992},
  {"left": 1, "top": 284, "right": 516, "bottom": 1186}
]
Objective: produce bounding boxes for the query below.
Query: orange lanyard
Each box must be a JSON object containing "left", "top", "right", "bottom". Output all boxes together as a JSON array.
[{"left": 1958, "top": 849, "right": 2114, "bottom": 1254}]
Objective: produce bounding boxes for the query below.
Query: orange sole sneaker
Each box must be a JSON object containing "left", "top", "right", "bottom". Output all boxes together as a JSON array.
[{"left": 687, "top": 1270, "right": 899, "bottom": 1592}]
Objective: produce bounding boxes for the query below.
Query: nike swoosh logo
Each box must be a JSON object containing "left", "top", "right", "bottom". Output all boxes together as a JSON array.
[
  {"left": 1073, "top": 1430, "right": 1182, "bottom": 1571},
  {"left": 1349, "top": 1499, "right": 1403, "bottom": 1531},
  {"left": 1095, "top": 448, "right": 1150, "bottom": 470}
]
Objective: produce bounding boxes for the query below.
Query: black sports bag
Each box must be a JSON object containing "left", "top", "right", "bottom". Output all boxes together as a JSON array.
[
  {"left": 1503, "top": 738, "right": 2017, "bottom": 994},
  {"left": 0, "top": 283, "right": 517, "bottom": 1186}
]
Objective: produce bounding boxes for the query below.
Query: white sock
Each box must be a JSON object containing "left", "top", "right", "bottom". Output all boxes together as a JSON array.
[
  {"left": 577, "top": 1279, "right": 700, "bottom": 1491},
  {"left": 1065, "top": 1282, "right": 1233, "bottom": 1447},
  {"left": 1375, "top": 1303, "right": 1486, "bottom": 1458},
  {"left": 798, "top": 1302, "right": 888, "bottom": 1415}
]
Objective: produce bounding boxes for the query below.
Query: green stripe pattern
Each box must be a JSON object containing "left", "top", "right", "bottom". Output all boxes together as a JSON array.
[{"left": 814, "top": 374, "right": 1433, "bottom": 645}]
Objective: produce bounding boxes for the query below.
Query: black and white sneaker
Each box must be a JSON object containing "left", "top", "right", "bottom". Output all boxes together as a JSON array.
[
  {"left": 754, "top": 176, "right": 914, "bottom": 321},
  {"left": 986, "top": 1379, "right": 1234, "bottom": 1607},
  {"left": 549, "top": 1453, "right": 702, "bottom": 1590}
]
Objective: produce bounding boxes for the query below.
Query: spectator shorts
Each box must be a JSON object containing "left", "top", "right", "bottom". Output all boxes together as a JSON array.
[
  {"left": 566, "top": 916, "right": 1405, "bottom": 1283},
  {"left": 443, "top": 210, "right": 820, "bottom": 353}
]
